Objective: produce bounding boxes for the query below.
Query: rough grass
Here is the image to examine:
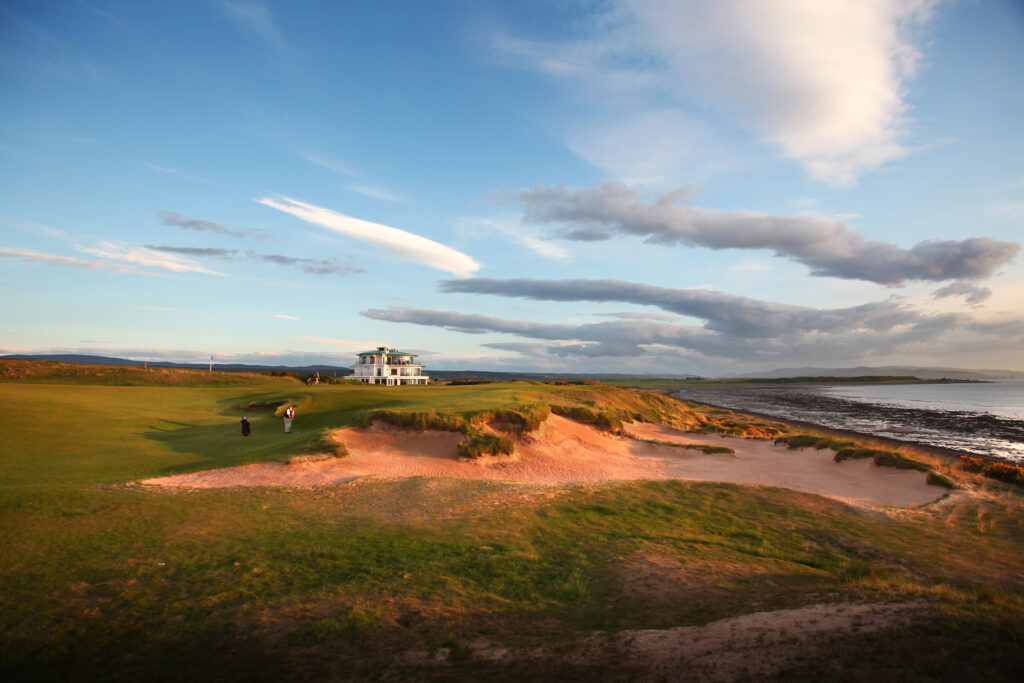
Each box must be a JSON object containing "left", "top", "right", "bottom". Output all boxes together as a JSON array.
[
  {"left": 1, "top": 376, "right": 1021, "bottom": 679},
  {"left": 550, "top": 404, "right": 627, "bottom": 431},
  {"left": 456, "top": 428, "right": 515, "bottom": 459},
  {"left": 775, "top": 433, "right": 949, "bottom": 485},
  {"left": 960, "top": 456, "right": 1024, "bottom": 487},
  {"left": 631, "top": 436, "right": 735, "bottom": 454},
  {"left": 359, "top": 404, "right": 553, "bottom": 435}
]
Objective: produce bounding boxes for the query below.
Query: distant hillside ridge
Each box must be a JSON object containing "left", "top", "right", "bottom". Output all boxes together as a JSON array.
[
  {"left": 1, "top": 353, "right": 354, "bottom": 375},
  {"left": 0, "top": 354, "right": 703, "bottom": 381},
  {"left": 739, "top": 365, "right": 1024, "bottom": 380},
  {"left": 0, "top": 358, "right": 301, "bottom": 386}
]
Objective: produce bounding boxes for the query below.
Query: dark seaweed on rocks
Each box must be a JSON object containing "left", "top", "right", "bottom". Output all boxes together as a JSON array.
[{"left": 670, "top": 385, "right": 1024, "bottom": 462}]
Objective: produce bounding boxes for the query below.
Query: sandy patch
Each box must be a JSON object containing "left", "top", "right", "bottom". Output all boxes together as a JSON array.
[
  {"left": 142, "top": 415, "right": 945, "bottom": 507},
  {"left": 625, "top": 421, "right": 942, "bottom": 507},
  {"left": 450, "top": 601, "right": 928, "bottom": 680}
]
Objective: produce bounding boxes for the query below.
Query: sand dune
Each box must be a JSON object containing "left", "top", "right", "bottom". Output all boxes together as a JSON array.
[{"left": 142, "top": 415, "right": 945, "bottom": 507}]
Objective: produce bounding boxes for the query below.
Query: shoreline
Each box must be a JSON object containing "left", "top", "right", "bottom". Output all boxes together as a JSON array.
[{"left": 657, "top": 390, "right": 983, "bottom": 464}]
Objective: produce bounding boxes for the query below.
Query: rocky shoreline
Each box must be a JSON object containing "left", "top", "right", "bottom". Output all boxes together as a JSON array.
[{"left": 663, "top": 384, "right": 1024, "bottom": 463}]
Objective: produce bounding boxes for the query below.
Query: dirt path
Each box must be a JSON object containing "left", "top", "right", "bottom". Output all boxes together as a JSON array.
[{"left": 142, "top": 415, "right": 945, "bottom": 507}]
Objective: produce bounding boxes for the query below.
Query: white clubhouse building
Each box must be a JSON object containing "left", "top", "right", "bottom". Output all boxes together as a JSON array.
[{"left": 351, "top": 346, "right": 430, "bottom": 386}]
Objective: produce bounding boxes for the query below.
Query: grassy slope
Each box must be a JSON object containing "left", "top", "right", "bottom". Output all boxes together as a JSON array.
[{"left": 1, "top": 375, "right": 1022, "bottom": 680}]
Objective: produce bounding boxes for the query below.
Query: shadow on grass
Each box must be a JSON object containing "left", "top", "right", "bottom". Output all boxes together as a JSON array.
[{"left": 142, "top": 387, "right": 396, "bottom": 476}]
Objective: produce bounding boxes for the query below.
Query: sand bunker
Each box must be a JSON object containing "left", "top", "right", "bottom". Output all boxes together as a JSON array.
[
  {"left": 428, "top": 600, "right": 928, "bottom": 680},
  {"left": 142, "top": 415, "right": 945, "bottom": 507}
]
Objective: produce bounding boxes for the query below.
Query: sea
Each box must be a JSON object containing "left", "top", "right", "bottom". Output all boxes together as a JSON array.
[{"left": 668, "top": 379, "right": 1024, "bottom": 463}]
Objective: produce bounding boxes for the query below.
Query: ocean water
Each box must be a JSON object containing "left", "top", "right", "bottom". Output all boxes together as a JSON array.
[
  {"left": 669, "top": 380, "right": 1024, "bottom": 463},
  {"left": 823, "top": 380, "right": 1024, "bottom": 420}
]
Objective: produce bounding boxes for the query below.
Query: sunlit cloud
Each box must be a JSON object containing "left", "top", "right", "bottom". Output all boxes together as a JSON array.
[
  {"left": 78, "top": 241, "right": 225, "bottom": 275},
  {"left": 511, "top": 182, "right": 1020, "bottom": 285},
  {"left": 272, "top": 314, "right": 299, "bottom": 320},
  {"left": 933, "top": 281, "right": 992, "bottom": 307},
  {"left": 257, "top": 195, "right": 480, "bottom": 276},
  {"left": 493, "top": 0, "right": 938, "bottom": 185},
  {"left": 1, "top": 247, "right": 155, "bottom": 276},
  {"left": 465, "top": 218, "right": 568, "bottom": 260}
]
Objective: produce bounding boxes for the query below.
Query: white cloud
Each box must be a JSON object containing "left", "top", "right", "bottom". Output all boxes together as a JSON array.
[
  {"left": 347, "top": 184, "right": 408, "bottom": 204},
  {"left": 293, "top": 149, "right": 357, "bottom": 177},
  {"left": 0, "top": 247, "right": 157, "bottom": 276},
  {"left": 78, "top": 241, "right": 225, "bottom": 275},
  {"left": 257, "top": 196, "right": 480, "bottom": 277},
  {"left": 565, "top": 109, "right": 729, "bottom": 185},
  {"left": 466, "top": 218, "right": 568, "bottom": 260},
  {"left": 494, "top": 0, "right": 937, "bottom": 185},
  {"left": 272, "top": 314, "right": 299, "bottom": 320}
]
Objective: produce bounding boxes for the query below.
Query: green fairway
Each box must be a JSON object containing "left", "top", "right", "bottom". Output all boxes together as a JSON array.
[{"left": 1, "top": 372, "right": 1022, "bottom": 680}]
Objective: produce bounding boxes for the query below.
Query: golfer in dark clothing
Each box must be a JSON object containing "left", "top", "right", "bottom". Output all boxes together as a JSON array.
[{"left": 240, "top": 416, "right": 251, "bottom": 436}]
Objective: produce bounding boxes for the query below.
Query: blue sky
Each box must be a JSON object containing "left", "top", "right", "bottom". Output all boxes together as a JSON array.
[{"left": 1, "top": 0, "right": 1022, "bottom": 375}]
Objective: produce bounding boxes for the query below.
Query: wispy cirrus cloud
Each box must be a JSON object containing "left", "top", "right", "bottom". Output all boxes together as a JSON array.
[
  {"left": 2, "top": 243, "right": 224, "bottom": 277},
  {"left": 257, "top": 196, "right": 480, "bottom": 276},
  {"left": 347, "top": 184, "right": 408, "bottom": 204},
  {"left": 217, "top": 0, "right": 285, "bottom": 49},
  {"left": 147, "top": 245, "right": 364, "bottom": 277},
  {"left": 142, "top": 163, "right": 224, "bottom": 188},
  {"left": 158, "top": 211, "right": 267, "bottom": 239},
  {"left": 464, "top": 218, "right": 568, "bottom": 260},
  {"left": 293, "top": 149, "right": 408, "bottom": 204},
  {"left": 78, "top": 241, "right": 225, "bottom": 275},
  {"left": 1, "top": 247, "right": 155, "bottom": 276},
  {"left": 272, "top": 314, "right": 298, "bottom": 320},
  {"left": 508, "top": 182, "right": 1020, "bottom": 285}
]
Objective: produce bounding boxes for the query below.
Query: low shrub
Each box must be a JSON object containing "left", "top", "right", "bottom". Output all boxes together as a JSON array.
[
  {"left": 457, "top": 428, "right": 514, "bottom": 459},
  {"left": 551, "top": 405, "right": 624, "bottom": 431},
  {"left": 777, "top": 435, "right": 858, "bottom": 451},
  {"left": 834, "top": 447, "right": 887, "bottom": 462},
  {"left": 961, "top": 456, "right": 1024, "bottom": 486},
  {"left": 634, "top": 437, "right": 735, "bottom": 454},
  {"left": 779, "top": 433, "right": 941, "bottom": 478},
  {"left": 490, "top": 405, "right": 551, "bottom": 432},
  {"left": 361, "top": 405, "right": 552, "bottom": 435},
  {"left": 359, "top": 410, "right": 467, "bottom": 431},
  {"left": 871, "top": 450, "right": 931, "bottom": 472},
  {"left": 927, "top": 472, "right": 956, "bottom": 489}
]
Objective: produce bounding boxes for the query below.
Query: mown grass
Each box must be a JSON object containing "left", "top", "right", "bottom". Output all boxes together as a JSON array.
[{"left": 0, "top": 370, "right": 1021, "bottom": 679}]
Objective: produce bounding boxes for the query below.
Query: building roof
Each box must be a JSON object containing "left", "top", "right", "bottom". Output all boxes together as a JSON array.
[{"left": 356, "top": 349, "right": 418, "bottom": 357}]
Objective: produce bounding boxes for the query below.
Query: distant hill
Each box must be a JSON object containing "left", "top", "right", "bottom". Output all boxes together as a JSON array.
[
  {"left": 740, "top": 365, "right": 1024, "bottom": 380},
  {"left": 1, "top": 354, "right": 354, "bottom": 376},
  {"left": 0, "top": 354, "right": 703, "bottom": 382}
]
